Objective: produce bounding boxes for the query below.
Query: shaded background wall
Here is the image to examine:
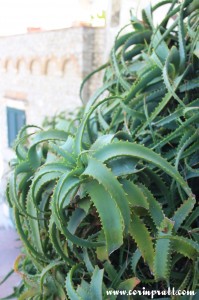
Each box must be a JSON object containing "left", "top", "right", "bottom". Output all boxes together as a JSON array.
[{"left": 0, "top": 27, "right": 105, "bottom": 171}]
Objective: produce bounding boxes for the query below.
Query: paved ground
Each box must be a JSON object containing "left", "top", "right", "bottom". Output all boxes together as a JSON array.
[
  {"left": 0, "top": 175, "right": 21, "bottom": 298},
  {"left": 0, "top": 198, "right": 22, "bottom": 299},
  {"left": 0, "top": 229, "right": 21, "bottom": 299}
]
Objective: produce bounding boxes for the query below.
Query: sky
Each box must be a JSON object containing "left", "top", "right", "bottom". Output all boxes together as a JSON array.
[
  {"left": 0, "top": 0, "right": 107, "bottom": 36},
  {"left": 0, "top": 0, "right": 162, "bottom": 36}
]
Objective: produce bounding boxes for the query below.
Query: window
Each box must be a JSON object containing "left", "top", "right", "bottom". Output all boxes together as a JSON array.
[{"left": 7, "top": 107, "right": 26, "bottom": 147}]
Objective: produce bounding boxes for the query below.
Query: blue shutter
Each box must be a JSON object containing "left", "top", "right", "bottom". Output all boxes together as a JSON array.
[{"left": 7, "top": 107, "right": 26, "bottom": 147}]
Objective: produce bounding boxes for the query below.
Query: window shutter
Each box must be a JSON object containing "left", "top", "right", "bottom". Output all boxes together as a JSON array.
[{"left": 7, "top": 107, "right": 26, "bottom": 147}]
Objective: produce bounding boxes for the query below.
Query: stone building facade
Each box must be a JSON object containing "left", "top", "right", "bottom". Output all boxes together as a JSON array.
[
  {"left": 0, "top": 0, "right": 151, "bottom": 193},
  {"left": 0, "top": 26, "right": 105, "bottom": 182}
]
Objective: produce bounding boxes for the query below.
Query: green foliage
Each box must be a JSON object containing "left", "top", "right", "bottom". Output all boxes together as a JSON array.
[{"left": 2, "top": 1, "right": 199, "bottom": 299}]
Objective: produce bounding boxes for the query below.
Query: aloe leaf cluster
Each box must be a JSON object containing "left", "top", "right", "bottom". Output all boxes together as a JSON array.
[{"left": 3, "top": 0, "right": 199, "bottom": 299}]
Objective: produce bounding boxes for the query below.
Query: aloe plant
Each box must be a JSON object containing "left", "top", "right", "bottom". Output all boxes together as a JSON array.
[{"left": 2, "top": 0, "right": 199, "bottom": 299}]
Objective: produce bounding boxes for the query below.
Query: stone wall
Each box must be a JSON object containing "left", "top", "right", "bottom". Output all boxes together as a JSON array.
[{"left": 0, "top": 26, "right": 105, "bottom": 183}]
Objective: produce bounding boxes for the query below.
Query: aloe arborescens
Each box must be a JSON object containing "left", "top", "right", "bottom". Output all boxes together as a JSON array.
[{"left": 3, "top": 0, "right": 199, "bottom": 299}]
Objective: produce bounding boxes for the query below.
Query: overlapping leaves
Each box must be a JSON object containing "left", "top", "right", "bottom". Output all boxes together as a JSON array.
[{"left": 3, "top": 0, "right": 199, "bottom": 299}]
